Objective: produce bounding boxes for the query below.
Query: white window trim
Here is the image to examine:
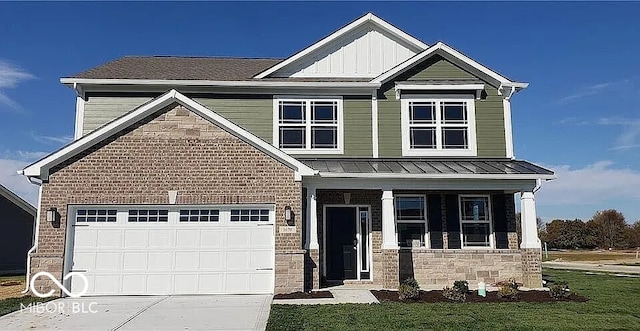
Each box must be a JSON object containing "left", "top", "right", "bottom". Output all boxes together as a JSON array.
[
  {"left": 458, "top": 194, "right": 494, "bottom": 249},
  {"left": 272, "top": 96, "right": 344, "bottom": 154},
  {"left": 395, "top": 194, "right": 429, "bottom": 249},
  {"left": 400, "top": 94, "right": 477, "bottom": 157}
]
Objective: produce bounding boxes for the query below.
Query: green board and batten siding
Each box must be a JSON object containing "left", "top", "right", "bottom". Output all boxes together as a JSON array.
[
  {"left": 82, "top": 95, "right": 373, "bottom": 157},
  {"left": 377, "top": 56, "right": 507, "bottom": 158}
]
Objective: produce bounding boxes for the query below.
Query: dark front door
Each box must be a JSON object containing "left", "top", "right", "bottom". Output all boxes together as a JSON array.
[{"left": 326, "top": 207, "right": 357, "bottom": 280}]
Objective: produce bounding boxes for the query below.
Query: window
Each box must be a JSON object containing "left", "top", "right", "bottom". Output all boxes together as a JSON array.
[
  {"left": 179, "top": 209, "right": 220, "bottom": 222},
  {"left": 230, "top": 209, "right": 270, "bottom": 222},
  {"left": 274, "top": 98, "right": 343, "bottom": 153},
  {"left": 401, "top": 96, "right": 476, "bottom": 156},
  {"left": 459, "top": 196, "right": 492, "bottom": 248},
  {"left": 395, "top": 196, "right": 427, "bottom": 248},
  {"left": 128, "top": 209, "right": 169, "bottom": 222},
  {"left": 76, "top": 209, "right": 117, "bottom": 223}
]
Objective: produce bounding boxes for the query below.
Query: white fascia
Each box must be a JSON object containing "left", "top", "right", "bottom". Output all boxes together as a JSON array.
[
  {"left": 60, "top": 78, "right": 380, "bottom": 89},
  {"left": 316, "top": 172, "right": 557, "bottom": 180},
  {"left": 253, "top": 13, "right": 428, "bottom": 79}
]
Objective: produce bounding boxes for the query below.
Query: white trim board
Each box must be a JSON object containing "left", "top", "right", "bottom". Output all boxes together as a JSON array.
[
  {"left": 371, "top": 42, "right": 529, "bottom": 90},
  {"left": 254, "top": 13, "right": 428, "bottom": 79},
  {"left": 21, "top": 89, "right": 317, "bottom": 181},
  {"left": 61, "top": 78, "right": 380, "bottom": 89}
]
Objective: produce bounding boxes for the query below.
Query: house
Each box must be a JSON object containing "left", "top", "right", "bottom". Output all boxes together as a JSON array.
[
  {"left": 21, "top": 13, "right": 554, "bottom": 296},
  {"left": 0, "top": 184, "right": 35, "bottom": 275}
]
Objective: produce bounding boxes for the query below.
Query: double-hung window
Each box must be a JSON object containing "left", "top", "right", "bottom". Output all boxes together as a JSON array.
[
  {"left": 459, "top": 195, "right": 492, "bottom": 248},
  {"left": 401, "top": 95, "right": 476, "bottom": 156},
  {"left": 274, "top": 97, "right": 343, "bottom": 154},
  {"left": 395, "top": 195, "right": 428, "bottom": 248}
]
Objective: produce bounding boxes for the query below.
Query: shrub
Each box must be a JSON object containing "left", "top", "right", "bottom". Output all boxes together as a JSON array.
[
  {"left": 497, "top": 278, "right": 520, "bottom": 299},
  {"left": 453, "top": 280, "right": 469, "bottom": 293},
  {"left": 549, "top": 281, "right": 571, "bottom": 299},
  {"left": 442, "top": 280, "right": 469, "bottom": 302},
  {"left": 442, "top": 286, "right": 466, "bottom": 302},
  {"left": 398, "top": 278, "right": 420, "bottom": 300}
]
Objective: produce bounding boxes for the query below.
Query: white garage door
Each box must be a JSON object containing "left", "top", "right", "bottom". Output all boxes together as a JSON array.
[{"left": 66, "top": 205, "right": 275, "bottom": 296}]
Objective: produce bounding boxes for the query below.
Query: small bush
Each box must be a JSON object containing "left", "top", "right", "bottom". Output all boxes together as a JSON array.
[
  {"left": 549, "top": 281, "right": 571, "bottom": 299},
  {"left": 398, "top": 278, "right": 420, "bottom": 300},
  {"left": 453, "top": 280, "right": 469, "bottom": 293},
  {"left": 497, "top": 278, "right": 520, "bottom": 299},
  {"left": 442, "top": 286, "right": 466, "bottom": 302}
]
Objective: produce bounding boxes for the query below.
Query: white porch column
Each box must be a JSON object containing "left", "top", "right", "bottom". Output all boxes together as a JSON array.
[
  {"left": 520, "top": 191, "right": 541, "bottom": 249},
  {"left": 381, "top": 189, "right": 398, "bottom": 249},
  {"left": 305, "top": 187, "right": 319, "bottom": 250}
]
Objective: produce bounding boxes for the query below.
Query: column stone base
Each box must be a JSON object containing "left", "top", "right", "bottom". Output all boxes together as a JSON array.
[{"left": 521, "top": 248, "right": 542, "bottom": 288}]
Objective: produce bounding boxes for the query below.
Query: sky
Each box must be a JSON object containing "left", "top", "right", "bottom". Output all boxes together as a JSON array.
[{"left": 0, "top": 2, "right": 639, "bottom": 223}]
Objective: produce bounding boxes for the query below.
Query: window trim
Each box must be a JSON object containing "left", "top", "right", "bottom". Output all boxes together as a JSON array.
[
  {"left": 395, "top": 194, "right": 429, "bottom": 249},
  {"left": 273, "top": 96, "right": 344, "bottom": 154},
  {"left": 401, "top": 94, "right": 477, "bottom": 157},
  {"left": 458, "top": 194, "right": 494, "bottom": 249}
]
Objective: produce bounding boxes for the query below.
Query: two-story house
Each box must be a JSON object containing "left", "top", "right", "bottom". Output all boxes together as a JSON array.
[{"left": 22, "top": 13, "right": 554, "bottom": 296}]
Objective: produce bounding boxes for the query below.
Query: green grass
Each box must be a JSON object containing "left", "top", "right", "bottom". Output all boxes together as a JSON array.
[
  {"left": 0, "top": 296, "right": 53, "bottom": 317},
  {"left": 0, "top": 275, "right": 25, "bottom": 284},
  {"left": 267, "top": 269, "right": 640, "bottom": 331}
]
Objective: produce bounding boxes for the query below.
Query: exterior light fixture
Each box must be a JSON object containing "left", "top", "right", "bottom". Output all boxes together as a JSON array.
[
  {"left": 284, "top": 206, "right": 293, "bottom": 225},
  {"left": 46, "top": 207, "right": 58, "bottom": 223}
]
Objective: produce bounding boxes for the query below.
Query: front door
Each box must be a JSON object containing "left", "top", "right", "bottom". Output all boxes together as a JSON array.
[{"left": 326, "top": 207, "right": 357, "bottom": 280}]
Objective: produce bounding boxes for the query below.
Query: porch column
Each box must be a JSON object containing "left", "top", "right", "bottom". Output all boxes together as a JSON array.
[
  {"left": 520, "top": 191, "right": 541, "bottom": 248},
  {"left": 381, "top": 189, "right": 398, "bottom": 249},
  {"left": 305, "top": 187, "right": 319, "bottom": 250}
]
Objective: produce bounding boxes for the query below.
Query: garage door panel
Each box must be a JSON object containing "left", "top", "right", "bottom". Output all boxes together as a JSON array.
[
  {"left": 123, "top": 252, "right": 147, "bottom": 270},
  {"left": 94, "top": 275, "right": 120, "bottom": 294},
  {"left": 199, "top": 251, "right": 223, "bottom": 270},
  {"left": 95, "top": 252, "right": 119, "bottom": 271},
  {"left": 122, "top": 274, "right": 146, "bottom": 294},
  {"left": 176, "top": 230, "right": 199, "bottom": 247},
  {"left": 175, "top": 252, "right": 198, "bottom": 270},
  {"left": 149, "top": 230, "right": 174, "bottom": 248},
  {"left": 226, "top": 229, "right": 251, "bottom": 247},
  {"left": 124, "top": 230, "right": 148, "bottom": 248},
  {"left": 73, "top": 229, "right": 97, "bottom": 247},
  {"left": 226, "top": 251, "right": 250, "bottom": 270},
  {"left": 148, "top": 252, "right": 172, "bottom": 271},
  {"left": 200, "top": 230, "right": 223, "bottom": 248},
  {"left": 97, "top": 230, "right": 123, "bottom": 247},
  {"left": 70, "top": 205, "right": 275, "bottom": 295}
]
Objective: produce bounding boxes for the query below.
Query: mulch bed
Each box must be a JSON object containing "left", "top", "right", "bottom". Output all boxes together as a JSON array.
[
  {"left": 274, "top": 291, "right": 334, "bottom": 299},
  {"left": 371, "top": 290, "right": 589, "bottom": 303}
]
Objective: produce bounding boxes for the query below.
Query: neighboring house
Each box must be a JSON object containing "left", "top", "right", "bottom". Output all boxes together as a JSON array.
[
  {"left": 0, "top": 184, "right": 35, "bottom": 275},
  {"left": 21, "top": 13, "right": 554, "bottom": 296}
]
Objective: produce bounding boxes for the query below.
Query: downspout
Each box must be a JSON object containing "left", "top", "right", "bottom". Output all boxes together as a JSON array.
[
  {"left": 21, "top": 176, "right": 42, "bottom": 294},
  {"left": 533, "top": 178, "right": 543, "bottom": 194}
]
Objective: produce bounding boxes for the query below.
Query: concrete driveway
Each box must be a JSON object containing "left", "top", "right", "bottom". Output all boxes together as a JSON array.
[{"left": 0, "top": 295, "right": 272, "bottom": 331}]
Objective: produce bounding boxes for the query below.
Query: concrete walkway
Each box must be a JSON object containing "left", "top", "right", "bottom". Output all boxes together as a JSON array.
[
  {"left": 0, "top": 295, "right": 272, "bottom": 331},
  {"left": 543, "top": 261, "right": 640, "bottom": 275},
  {"left": 272, "top": 289, "right": 379, "bottom": 305}
]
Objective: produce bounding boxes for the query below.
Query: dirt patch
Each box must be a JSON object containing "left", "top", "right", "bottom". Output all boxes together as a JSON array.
[
  {"left": 0, "top": 282, "right": 25, "bottom": 300},
  {"left": 371, "top": 290, "right": 588, "bottom": 303},
  {"left": 274, "top": 291, "right": 334, "bottom": 299}
]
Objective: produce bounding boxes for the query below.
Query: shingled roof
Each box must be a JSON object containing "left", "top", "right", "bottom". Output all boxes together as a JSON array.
[{"left": 70, "top": 56, "right": 284, "bottom": 81}]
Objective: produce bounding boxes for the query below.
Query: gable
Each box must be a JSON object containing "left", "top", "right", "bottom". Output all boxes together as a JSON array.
[
  {"left": 256, "top": 13, "right": 427, "bottom": 79},
  {"left": 271, "top": 22, "right": 422, "bottom": 78},
  {"left": 401, "top": 55, "right": 476, "bottom": 81},
  {"left": 22, "top": 90, "right": 316, "bottom": 181}
]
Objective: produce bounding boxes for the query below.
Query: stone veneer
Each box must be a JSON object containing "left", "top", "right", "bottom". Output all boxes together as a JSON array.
[
  {"left": 399, "top": 249, "right": 524, "bottom": 288},
  {"left": 521, "top": 248, "right": 543, "bottom": 288},
  {"left": 32, "top": 104, "right": 303, "bottom": 295}
]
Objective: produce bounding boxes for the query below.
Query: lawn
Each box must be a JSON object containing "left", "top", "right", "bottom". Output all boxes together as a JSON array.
[
  {"left": 0, "top": 296, "right": 53, "bottom": 317},
  {"left": 543, "top": 250, "right": 638, "bottom": 262},
  {"left": 267, "top": 269, "right": 640, "bottom": 331}
]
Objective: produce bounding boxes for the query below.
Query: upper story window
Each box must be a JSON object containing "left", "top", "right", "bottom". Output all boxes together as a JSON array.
[
  {"left": 273, "top": 97, "right": 343, "bottom": 154},
  {"left": 401, "top": 95, "right": 477, "bottom": 157}
]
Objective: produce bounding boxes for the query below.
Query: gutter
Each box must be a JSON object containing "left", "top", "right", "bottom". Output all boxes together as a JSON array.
[
  {"left": 21, "top": 177, "right": 42, "bottom": 294},
  {"left": 60, "top": 78, "right": 381, "bottom": 89}
]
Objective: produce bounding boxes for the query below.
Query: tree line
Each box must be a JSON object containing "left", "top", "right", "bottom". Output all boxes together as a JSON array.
[{"left": 517, "top": 209, "right": 640, "bottom": 249}]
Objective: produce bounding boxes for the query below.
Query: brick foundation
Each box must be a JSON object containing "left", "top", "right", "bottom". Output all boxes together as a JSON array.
[
  {"left": 275, "top": 251, "right": 305, "bottom": 294},
  {"left": 521, "top": 248, "right": 543, "bottom": 288},
  {"left": 304, "top": 249, "right": 320, "bottom": 291}
]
